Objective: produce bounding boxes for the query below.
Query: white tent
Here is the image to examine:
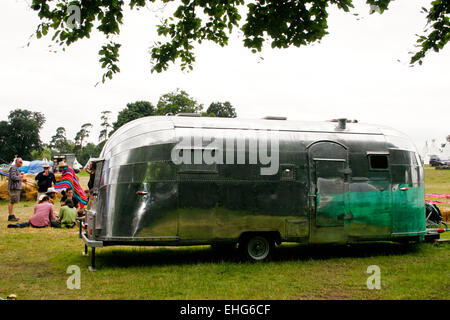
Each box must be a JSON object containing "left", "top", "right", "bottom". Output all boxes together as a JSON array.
[{"left": 73, "top": 158, "right": 83, "bottom": 171}]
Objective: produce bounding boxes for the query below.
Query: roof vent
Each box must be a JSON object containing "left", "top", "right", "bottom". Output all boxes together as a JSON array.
[
  {"left": 175, "top": 113, "right": 201, "bottom": 117},
  {"left": 336, "top": 118, "right": 347, "bottom": 130},
  {"left": 263, "top": 116, "right": 287, "bottom": 120},
  {"left": 328, "top": 118, "right": 358, "bottom": 129}
]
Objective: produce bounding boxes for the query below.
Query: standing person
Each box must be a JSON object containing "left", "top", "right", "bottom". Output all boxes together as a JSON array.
[
  {"left": 86, "top": 161, "right": 96, "bottom": 191},
  {"left": 7, "top": 158, "right": 26, "bottom": 222},
  {"left": 7, "top": 195, "right": 57, "bottom": 228},
  {"left": 34, "top": 163, "right": 56, "bottom": 201}
]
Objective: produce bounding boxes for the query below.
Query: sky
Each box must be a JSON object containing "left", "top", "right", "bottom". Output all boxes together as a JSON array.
[{"left": 0, "top": 0, "right": 449, "bottom": 157}]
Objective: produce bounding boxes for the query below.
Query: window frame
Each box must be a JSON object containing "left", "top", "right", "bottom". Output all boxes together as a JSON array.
[{"left": 367, "top": 152, "right": 390, "bottom": 171}]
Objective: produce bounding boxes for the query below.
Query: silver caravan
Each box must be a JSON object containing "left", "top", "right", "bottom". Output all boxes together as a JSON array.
[{"left": 82, "top": 115, "right": 429, "bottom": 269}]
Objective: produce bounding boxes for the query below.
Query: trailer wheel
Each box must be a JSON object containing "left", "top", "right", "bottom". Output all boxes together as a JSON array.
[{"left": 240, "top": 235, "right": 274, "bottom": 262}]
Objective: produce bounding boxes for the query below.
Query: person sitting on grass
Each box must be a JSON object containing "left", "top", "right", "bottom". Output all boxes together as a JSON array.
[
  {"left": 7, "top": 195, "right": 58, "bottom": 228},
  {"left": 60, "top": 188, "right": 78, "bottom": 208},
  {"left": 58, "top": 199, "right": 77, "bottom": 228},
  {"left": 60, "top": 188, "right": 84, "bottom": 217},
  {"left": 45, "top": 187, "right": 57, "bottom": 204}
]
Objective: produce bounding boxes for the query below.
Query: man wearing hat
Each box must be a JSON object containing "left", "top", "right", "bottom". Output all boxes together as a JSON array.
[
  {"left": 45, "top": 187, "right": 57, "bottom": 203},
  {"left": 34, "top": 162, "right": 56, "bottom": 202}
]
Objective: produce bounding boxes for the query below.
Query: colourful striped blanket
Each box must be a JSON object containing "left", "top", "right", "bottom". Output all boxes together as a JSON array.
[{"left": 54, "top": 166, "right": 88, "bottom": 207}]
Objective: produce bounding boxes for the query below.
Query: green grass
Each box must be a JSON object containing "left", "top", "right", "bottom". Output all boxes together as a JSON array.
[
  {"left": 0, "top": 169, "right": 449, "bottom": 300},
  {"left": 424, "top": 165, "right": 450, "bottom": 212},
  {"left": 424, "top": 165, "right": 450, "bottom": 194},
  {"left": 76, "top": 170, "right": 90, "bottom": 177}
]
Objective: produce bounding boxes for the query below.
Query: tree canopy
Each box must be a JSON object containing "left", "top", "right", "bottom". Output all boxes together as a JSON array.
[
  {"left": 110, "top": 90, "right": 237, "bottom": 134},
  {"left": 75, "top": 123, "right": 93, "bottom": 149},
  {"left": 99, "top": 111, "right": 112, "bottom": 142},
  {"left": 112, "top": 101, "right": 156, "bottom": 133},
  {"left": 30, "top": 0, "right": 449, "bottom": 82},
  {"left": 49, "top": 127, "right": 76, "bottom": 154},
  {"left": 0, "top": 109, "right": 45, "bottom": 162},
  {"left": 156, "top": 89, "right": 203, "bottom": 115},
  {"left": 206, "top": 102, "right": 237, "bottom": 118}
]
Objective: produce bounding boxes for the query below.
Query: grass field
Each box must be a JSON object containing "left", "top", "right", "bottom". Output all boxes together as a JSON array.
[
  {"left": 0, "top": 171, "right": 449, "bottom": 300},
  {"left": 425, "top": 165, "right": 450, "bottom": 215}
]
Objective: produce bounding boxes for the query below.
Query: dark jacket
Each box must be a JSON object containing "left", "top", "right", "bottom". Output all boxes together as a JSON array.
[
  {"left": 35, "top": 171, "right": 56, "bottom": 192},
  {"left": 8, "top": 165, "right": 22, "bottom": 190}
]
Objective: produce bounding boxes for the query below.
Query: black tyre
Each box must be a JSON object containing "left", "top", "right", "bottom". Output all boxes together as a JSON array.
[
  {"left": 240, "top": 234, "right": 274, "bottom": 262},
  {"left": 425, "top": 203, "right": 442, "bottom": 226}
]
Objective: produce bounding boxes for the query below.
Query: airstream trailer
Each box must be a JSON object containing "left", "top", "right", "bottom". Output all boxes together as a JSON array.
[{"left": 82, "top": 115, "right": 428, "bottom": 268}]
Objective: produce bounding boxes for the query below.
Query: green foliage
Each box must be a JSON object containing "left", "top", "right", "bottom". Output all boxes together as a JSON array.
[
  {"left": 49, "top": 127, "right": 68, "bottom": 152},
  {"left": 31, "top": 147, "right": 52, "bottom": 161},
  {"left": 76, "top": 142, "right": 103, "bottom": 166},
  {"left": 205, "top": 101, "right": 237, "bottom": 118},
  {"left": 30, "top": 0, "right": 448, "bottom": 79},
  {"left": 111, "top": 90, "right": 205, "bottom": 134},
  {"left": 49, "top": 126, "right": 76, "bottom": 154},
  {"left": 0, "top": 109, "right": 45, "bottom": 162},
  {"left": 74, "top": 123, "right": 93, "bottom": 149},
  {"left": 111, "top": 101, "right": 156, "bottom": 134},
  {"left": 0, "top": 121, "right": 11, "bottom": 163},
  {"left": 98, "top": 42, "right": 121, "bottom": 84},
  {"left": 99, "top": 110, "right": 112, "bottom": 142},
  {"left": 151, "top": 0, "right": 244, "bottom": 73},
  {"left": 410, "top": 1, "right": 450, "bottom": 65},
  {"left": 156, "top": 89, "right": 203, "bottom": 115}
]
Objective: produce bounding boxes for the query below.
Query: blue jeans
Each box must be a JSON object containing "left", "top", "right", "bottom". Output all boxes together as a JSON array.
[
  {"left": 14, "top": 222, "right": 47, "bottom": 228},
  {"left": 15, "top": 222, "right": 30, "bottom": 228}
]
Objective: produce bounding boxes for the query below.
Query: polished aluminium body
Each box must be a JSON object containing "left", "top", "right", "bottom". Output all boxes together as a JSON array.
[{"left": 84, "top": 116, "right": 425, "bottom": 249}]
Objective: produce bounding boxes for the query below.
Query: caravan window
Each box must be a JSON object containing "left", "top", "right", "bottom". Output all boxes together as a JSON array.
[{"left": 369, "top": 155, "right": 389, "bottom": 170}]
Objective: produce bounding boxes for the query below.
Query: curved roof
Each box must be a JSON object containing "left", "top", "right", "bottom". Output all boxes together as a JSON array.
[{"left": 101, "top": 116, "right": 414, "bottom": 159}]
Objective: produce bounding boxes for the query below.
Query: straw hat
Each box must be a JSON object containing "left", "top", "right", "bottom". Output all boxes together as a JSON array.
[
  {"left": 42, "top": 163, "right": 51, "bottom": 168},
  {"left": 57, "top": 160, "right": 68, "bottom": 167},
  {"left": 46, "top": 187, "right": 57, "bottom": 194},
  {"left": 38, "top": 194, "right": 47, "bottom": 201}
]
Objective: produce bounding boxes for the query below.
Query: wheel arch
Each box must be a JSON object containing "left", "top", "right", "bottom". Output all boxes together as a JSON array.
[{"left": 238, "top": 231, "right": 282, "bottom": 245}]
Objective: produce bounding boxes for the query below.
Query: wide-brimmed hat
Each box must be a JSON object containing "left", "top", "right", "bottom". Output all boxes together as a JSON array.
[
  {"left": 42, "top": 163, "right": 51, "bottom": 168},
  {"left": 57, "top": 160, "right": 68, "bottom": 167},
  {"left": 38, "top": 194, "right": 47, "bottom": 201},
  {"left": 46, "top": 187, "right": 57, "bottom": 194}
]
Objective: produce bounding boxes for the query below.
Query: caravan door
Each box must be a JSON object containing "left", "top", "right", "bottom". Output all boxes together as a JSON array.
[{"left": 308, "top": 141, "right": 350, "bottom": 243}]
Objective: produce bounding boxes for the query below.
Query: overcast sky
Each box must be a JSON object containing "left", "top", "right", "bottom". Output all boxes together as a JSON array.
[{"left": 1, "top": 0, "right": 449, "bottom": 155}]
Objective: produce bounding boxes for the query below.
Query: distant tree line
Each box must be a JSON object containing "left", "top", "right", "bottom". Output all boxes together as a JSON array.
[
  {"left": 110, "top": 89, "right": 236, "bottom": 136},
  {"left": 0, "top": 89, "right": 237, "bottom": 165}
]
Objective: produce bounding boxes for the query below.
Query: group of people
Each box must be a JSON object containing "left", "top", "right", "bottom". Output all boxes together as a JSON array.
[{"left": 6, "top": 157, "right": 97, "bottom": 229}]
